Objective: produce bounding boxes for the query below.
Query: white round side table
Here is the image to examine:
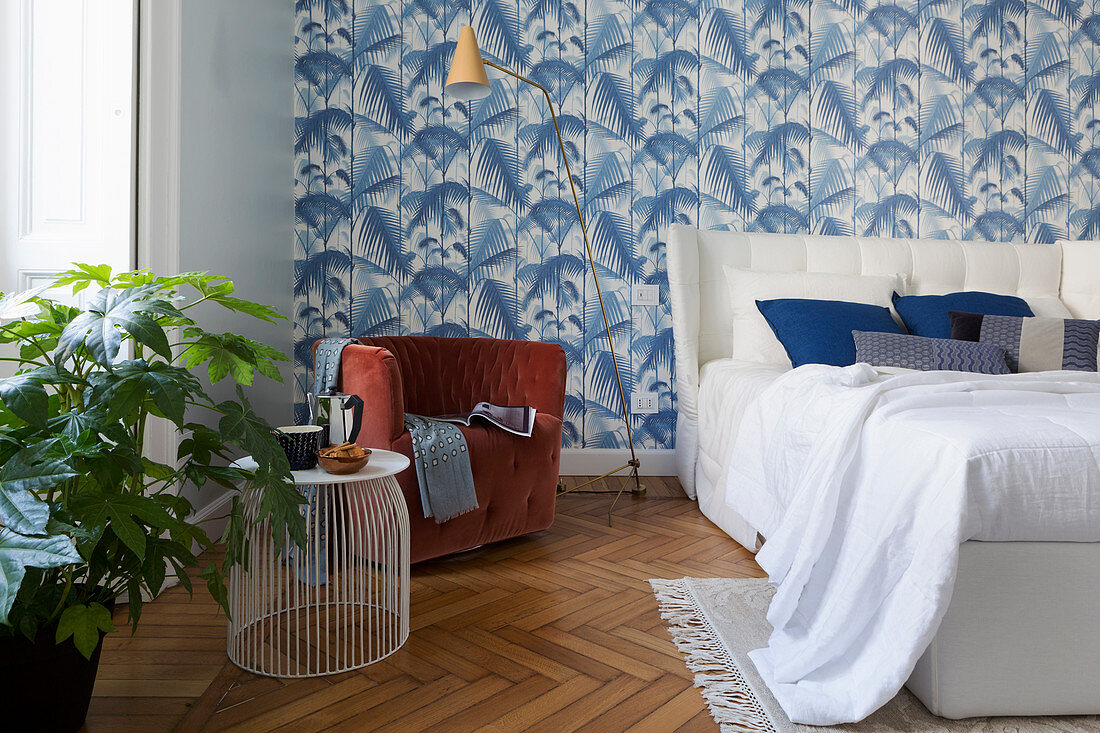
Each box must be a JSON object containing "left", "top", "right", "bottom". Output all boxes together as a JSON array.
[{"left": 227, "top": 449, "right": 411, "bottom": 678}]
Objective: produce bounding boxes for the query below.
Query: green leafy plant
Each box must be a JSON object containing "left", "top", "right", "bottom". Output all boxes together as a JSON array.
[{"left": 0, "top": 265, "right": 306, "bottom": 658}]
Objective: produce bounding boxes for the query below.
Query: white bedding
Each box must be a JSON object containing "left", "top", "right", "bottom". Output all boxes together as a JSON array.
[
  {"left": 695, "top": 360, "right": 914, "bottom": 550},
  {"left": 695, "top": 359, "right": 787, "bottom": 549},
  {"left": 725, "top": 365, "right": 1100, "bottom": 725}
]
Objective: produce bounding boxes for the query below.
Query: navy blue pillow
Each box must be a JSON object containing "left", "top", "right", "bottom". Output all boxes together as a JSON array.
[
  {"left": 756, "top": 298, "right": 904, "bottom": 368},
  {"left": 892, "top": 291, "right": 1033, "bottom": 339}
]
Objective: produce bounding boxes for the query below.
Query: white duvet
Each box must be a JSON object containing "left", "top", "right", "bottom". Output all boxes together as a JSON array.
[{"left": 725, "top": 364, "right": 1100, "bottom": 725}]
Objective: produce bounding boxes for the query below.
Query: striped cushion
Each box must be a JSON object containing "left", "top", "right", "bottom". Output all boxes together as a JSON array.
[
  {"left": 852, "top": 330, "right": 1012, "bottom": 374},
  {"left": 949, "top": 312, "right": 1100, "bottom": 372}
]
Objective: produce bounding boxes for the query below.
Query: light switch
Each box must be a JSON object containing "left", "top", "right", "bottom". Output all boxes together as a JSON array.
[{"left": 631, "top": 284, "right": 660, "bottom": 306}]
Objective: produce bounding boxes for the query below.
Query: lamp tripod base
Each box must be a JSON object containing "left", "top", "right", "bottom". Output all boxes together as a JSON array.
[{"left": 556, "top": 458, "right": 644, "bottom": 526}]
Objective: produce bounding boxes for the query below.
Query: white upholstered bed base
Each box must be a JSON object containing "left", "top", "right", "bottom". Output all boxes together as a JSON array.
[
  {"left": 910, "top": 541, "right": 1100, "bottom": 718},
  {"left": 667, "top": 224, "right": 1100, "bottom": 718}
]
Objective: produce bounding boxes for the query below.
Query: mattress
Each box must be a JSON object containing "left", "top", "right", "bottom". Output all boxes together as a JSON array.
[
  {"left": 695, "top": 359, "right": 787, "bottom": 550},
  {"left": 696, "top": 363, "right": 976, "bottom": 551}
]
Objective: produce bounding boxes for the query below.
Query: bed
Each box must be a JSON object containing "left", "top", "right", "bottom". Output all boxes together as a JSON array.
[{"left": 666, "top": 224, "right": 1100, "bottom": 720}]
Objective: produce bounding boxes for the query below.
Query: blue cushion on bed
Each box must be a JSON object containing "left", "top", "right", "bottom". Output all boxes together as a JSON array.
[
  {"left": 852, "top": 330, "right": 1012, "bottom": 374},
  {"left": 756, "top": 298, "right": 904, "bottom": 368},
  {"left": 891, "top": 291, "right": 1033, "bottom": 339}
]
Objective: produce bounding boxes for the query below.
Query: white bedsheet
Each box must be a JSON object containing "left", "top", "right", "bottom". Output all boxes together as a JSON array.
[
  {"left": 695, "top": 359, "right": 787, "bottom": 549},
  {"left": 725, "top": 364, "right": 1100, "bottom": 725}
]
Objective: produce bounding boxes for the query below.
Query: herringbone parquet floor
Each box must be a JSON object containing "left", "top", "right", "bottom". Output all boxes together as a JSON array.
[{"left": 84, "top": 476, "right": 764, "bottom": 732}]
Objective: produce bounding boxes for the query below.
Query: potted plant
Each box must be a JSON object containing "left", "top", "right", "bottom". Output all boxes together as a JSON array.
[{"left": 0, "top": 265, "right": 307, "bottom": 732}]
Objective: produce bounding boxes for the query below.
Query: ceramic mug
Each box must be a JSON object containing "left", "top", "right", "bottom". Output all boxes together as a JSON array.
[{"left": 273, "top": 425, "right": 324, "bottom": 470}]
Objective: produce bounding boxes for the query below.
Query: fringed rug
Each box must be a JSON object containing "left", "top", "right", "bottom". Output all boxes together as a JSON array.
[{"left": 649, "top": 577, "right": 1100, "bottom": 733}]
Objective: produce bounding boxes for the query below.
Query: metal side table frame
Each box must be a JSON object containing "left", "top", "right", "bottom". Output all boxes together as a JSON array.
[{"left": 227, "top": 450, "right": 411, "bottom": 678}]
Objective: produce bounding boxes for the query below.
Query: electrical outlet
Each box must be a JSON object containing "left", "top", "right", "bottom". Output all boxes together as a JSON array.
[
  {"left": 631, "top": 393, "right": 658, "bottom": 415},
  {"left": 631, "top": 284, "right": 660, "bottom": 307}
]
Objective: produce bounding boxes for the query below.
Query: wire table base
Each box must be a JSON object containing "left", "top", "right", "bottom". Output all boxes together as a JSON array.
[{"left": 227, "top": 453, "right": 410, "bottom": 678}]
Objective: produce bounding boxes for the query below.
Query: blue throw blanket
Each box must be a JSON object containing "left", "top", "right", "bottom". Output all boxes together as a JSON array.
[
  {"left": 404, "top": 414, "right": 478, "bottom": 523},
  {"left": 312, "top": 337, "right": 356, "bottom": 395}
]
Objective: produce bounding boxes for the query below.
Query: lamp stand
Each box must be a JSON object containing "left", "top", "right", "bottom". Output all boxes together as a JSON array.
[{"left": 482, "top": 60, "right": 644, "bottom": 524}]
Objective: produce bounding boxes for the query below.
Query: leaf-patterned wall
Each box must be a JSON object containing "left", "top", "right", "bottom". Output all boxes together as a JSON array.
[{"left": 294, "top": 0, "right": 1097, "bottom": 450}]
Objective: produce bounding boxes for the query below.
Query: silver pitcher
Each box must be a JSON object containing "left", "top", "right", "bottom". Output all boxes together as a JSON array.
[{"left": 307, "top": 391, "right": 364, "bottom": 447}]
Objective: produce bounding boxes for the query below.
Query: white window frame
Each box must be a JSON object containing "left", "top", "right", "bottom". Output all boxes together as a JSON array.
[{"left": 136, "top": 0, "right": 182, "bottom": 471}]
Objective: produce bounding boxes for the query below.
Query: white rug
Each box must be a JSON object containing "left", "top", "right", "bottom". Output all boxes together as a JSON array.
[{"left": 649, "top": 577, "right": 1100, "bottom": 733}]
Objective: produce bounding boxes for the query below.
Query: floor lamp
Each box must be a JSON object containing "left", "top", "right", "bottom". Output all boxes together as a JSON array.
[{"left": 445, "top": 26, "right": 644, "bottom": 522}]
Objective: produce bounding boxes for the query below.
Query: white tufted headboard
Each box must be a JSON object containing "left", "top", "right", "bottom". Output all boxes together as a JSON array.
[{"left": 667, "top": 224, "right": 1100, "bottom": 496}]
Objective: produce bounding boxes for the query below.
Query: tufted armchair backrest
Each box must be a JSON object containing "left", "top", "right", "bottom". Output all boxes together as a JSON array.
[{"left": 354, "top": 336, "right": 567, "bottom": 421}]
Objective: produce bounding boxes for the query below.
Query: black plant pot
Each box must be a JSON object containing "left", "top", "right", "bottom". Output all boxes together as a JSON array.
[{"left": 0, "top": 606, "right": 113, "bottom": 732}]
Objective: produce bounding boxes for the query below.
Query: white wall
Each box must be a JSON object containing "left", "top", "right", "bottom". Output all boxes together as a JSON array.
[{"left": 178, "top": 0, "right": 295, "bottom": 426}]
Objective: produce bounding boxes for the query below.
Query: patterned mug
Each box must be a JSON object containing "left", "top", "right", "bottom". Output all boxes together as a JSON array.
[{"left": 273, "top": 425, "right": 324, "bottom": 470}]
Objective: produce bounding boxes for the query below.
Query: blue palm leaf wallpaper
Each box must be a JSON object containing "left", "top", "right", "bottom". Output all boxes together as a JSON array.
[{"left": 294, "top": 0, "right": 1099, "bottom": 450}]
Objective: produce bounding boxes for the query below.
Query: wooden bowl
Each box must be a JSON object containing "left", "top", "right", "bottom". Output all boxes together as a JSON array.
[{"left": 316, "top": 449, "right": 372, "bottom": 475}]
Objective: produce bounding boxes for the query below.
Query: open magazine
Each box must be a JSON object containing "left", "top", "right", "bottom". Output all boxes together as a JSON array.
[{"left": 436, "top": 402, "right": 536, "bottom": 437}]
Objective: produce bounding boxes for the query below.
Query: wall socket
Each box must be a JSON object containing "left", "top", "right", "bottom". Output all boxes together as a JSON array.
[
  {"left": 631, "top": 284, "right": 660, "bottom": 307},
  {"left": 631, "top": 392, "right": 658, "bottom": 415}
]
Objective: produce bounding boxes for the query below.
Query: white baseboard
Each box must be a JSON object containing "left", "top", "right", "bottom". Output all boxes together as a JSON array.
[
  {"left": 559, "top": 448, "right": 676, "bottom": 476},
  {"left": 189, "top": 489, "right": 235, "bottom": 552},
  {"left": 140, "top": 490, "right": 234, "bottom": 600}
]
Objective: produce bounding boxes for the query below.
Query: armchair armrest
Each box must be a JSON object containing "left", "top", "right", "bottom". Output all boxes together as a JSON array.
[{"left": 333, "top": 344, "right": 405, "bottom": 447}]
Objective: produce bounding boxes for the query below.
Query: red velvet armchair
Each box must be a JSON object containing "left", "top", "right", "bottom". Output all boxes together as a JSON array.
[{"left": 331, "top": 336, "right": 566, "bottom": 563}]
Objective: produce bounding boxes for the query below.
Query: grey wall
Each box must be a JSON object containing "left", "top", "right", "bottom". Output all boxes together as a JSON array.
[
  {"left": 178, "top": 0, "right": 295, "bottom": 427},
  {"left": 177, "top": 0, "right": 294, "bottom": 525}
]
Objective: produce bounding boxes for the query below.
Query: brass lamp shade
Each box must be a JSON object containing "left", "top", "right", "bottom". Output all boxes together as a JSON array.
[{"left": 445, "top": 26, "right": 491, "bottom": 100}]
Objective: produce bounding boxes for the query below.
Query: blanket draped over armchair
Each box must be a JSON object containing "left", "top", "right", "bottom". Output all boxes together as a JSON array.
[{"left": 324, "top": 336, "right": 567, "bottom": 563}]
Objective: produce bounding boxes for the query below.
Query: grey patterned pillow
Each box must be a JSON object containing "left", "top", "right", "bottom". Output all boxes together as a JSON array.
[
  {"left": 852, "top": 330, "right": 1012, "bottom": 374},
  {"left": 949, "top": 312, "right": 1100, "bottom": 372}
]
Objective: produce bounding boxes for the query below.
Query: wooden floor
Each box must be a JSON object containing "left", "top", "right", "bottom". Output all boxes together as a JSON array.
[{"left": 85, "top": 476, "right": 764, "bottom": 732}]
